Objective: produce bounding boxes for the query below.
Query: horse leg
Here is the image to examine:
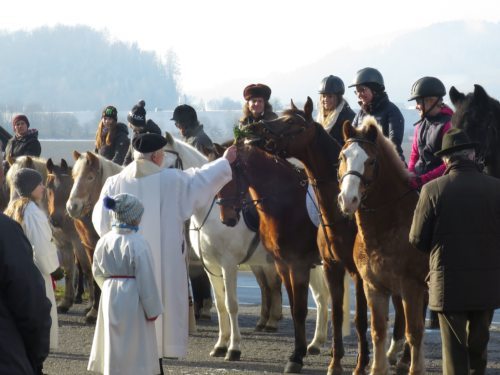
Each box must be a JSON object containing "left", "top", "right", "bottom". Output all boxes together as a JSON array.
[
  {"left": 74, "top": 260, "right": 84, "bottom": 304},
  {"left": 207, "top": 267, "right": 230, "bottom": 358},
  {"left": 387, "top": 295, "right": 406, "bottom": 366},
  {"left": 352, "top": 272, "right": 370, "bottom": 375},
  {"left": 250, "top": 265, "right": 271, "bottom": 331},
  {"left": 56, "top": 242, "right": 75, "bottom": 313},
  {"left": 401, "top": 284, "right": 426, "bottom": 375},
  {"left": 260, "top": 262, "right": 282, "bottom": 332},
  {"left": 365, "top": 286, "right": 390, "bottom": 375},
  {"left": 221, "top": 265, "right": 241, "bottom": 361},
  {"left": 306, "top": 265, "right": 329, "bottom": 355}
]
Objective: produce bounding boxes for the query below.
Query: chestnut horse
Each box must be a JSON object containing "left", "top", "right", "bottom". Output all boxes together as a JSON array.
[
  {"left": 337, "top": 118, "right": 428, "bottom": 374},
  {"left": 66, "top": 151, "right": 123, "bottom": 323},
  {"left": 243, "top": 98, "right": 408, "bottom": 374},
  {"left": 218, "top": 141, "right": 339, "bottom": 373},
  {"left": 449, "top": 84, "right": 500, "bottom": 178},
  {"left": 45, "top": 158, "right": 93, "bottom": 314}
]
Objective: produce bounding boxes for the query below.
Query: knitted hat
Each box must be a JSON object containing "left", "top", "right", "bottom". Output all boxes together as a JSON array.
[
  {"left": 132, "top": 133, "right": 167, "bottom": 153},
  {"left": 13, "top": 168, "right": 43, "bottom": 197},
  {"left": 243, "top": 84, "right": 271, "bottom": 101},
  {"left": 127, "top": 100, "right": 147, "bottom": 128},
  {"left": 103, "top": 193, "right": 144, "bottom": 225},
  {"left": 102, "top": 105, "right": 118, "bottom": 121},
  {"left": 12, "top": 114, "right": 30, "bottom": 128}
]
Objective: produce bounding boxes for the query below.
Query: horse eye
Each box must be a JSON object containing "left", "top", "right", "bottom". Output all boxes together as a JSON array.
[{"left": 368, "top": 159, "right": 376, "bottom": 166}]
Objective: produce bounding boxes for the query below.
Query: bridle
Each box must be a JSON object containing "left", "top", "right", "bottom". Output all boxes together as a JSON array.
[
  {"left": 164, "top": 149, "right": 183, "bottom": 169},
  {"left": 337, "top": 137, "right": 379, "bottom": 189}
]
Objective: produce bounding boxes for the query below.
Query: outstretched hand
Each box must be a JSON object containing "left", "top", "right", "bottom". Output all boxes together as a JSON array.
[{"left": 223, "top": 145, "right": 237, "bottom": 164}]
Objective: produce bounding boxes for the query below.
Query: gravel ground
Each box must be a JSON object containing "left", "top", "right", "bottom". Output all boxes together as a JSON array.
[{"left": 43, "top": 300, "right": 500, "bottom": 375}]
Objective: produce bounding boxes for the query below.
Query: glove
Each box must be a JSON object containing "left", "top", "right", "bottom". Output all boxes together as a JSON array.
[
  {"left": 408, "top": 176, "right": 422, "bottom": 190},
  {"left": 51, "top": 267, "right": 65, "bottom": 281}
]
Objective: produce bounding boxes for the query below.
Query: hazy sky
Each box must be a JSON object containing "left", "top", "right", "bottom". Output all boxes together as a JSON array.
[{"left": 3, "top": 0, "right": 500, "bottom": 97}]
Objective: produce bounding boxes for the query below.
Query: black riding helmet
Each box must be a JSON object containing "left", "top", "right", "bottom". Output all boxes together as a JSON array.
[
  {"left": 408, "top": 76, "right": 446, "bottom": 101},
  {"left": 348, "top": 67, "right": 385, "bottom": 91},
  {"left": 171, "top": 104, "right": 198, "bottom": 128},
  {"left": 318, "top": 75, "right": 345, "bottom": 95}
]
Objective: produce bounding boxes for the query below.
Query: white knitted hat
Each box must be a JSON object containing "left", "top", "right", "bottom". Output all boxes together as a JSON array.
[{"left": 103, "top": 193, "right": 144, "bottom": 225}]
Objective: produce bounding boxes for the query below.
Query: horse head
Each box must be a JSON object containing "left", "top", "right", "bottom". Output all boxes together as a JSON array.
[
  {"left": 46, "top": 158, "right": 73, "bottom": 228},
  {"left": 6, "top": 155, "right": 49, "bottom": 202},
  {"left": 243, "top": 97, "right": 317, "bottom": 159},
  {"left": 450, "top": 84, "right": 500, "bottom": 176},
  {"left": 163, "top": 131, "right": 208, "bottom": 169}
]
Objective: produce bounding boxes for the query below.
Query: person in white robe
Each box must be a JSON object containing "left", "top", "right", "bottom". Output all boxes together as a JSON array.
[
  {"left": 4, "top": 168, "right": 62, "bottom": 350},
  {"left": 88, "top": 193, "right": 163, "bottom": 375},
  {"left": 92, "top": 133, "right": 236, "bottom": 360}
]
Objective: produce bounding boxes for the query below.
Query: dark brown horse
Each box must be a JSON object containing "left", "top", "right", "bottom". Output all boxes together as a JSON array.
[
  {"left": 45, "top": 158, "right": 94, "bottom": 314},
  {"left": 449, "top": 84, "right": 500, "bottom": 178},
  {"left": 337, "top": 118, "right": 428, "bottom": 374},
  {"left": 243, "top": 98, "right": 409, "bottom": 374},
  {"left": 217, "top": 141, "right": 327, "bottom": 373}
]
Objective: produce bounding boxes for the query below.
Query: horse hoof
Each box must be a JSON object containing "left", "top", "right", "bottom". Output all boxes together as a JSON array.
[
  {"left": 263, "top": 325, "right": 278, "bottom": 333},
  {"left": 255, "top": 324, "right": 265, "bottom": 332},
  {"left": 307, "top": 346, "right": 320, "bottom": 355},
  {"left": 326, "top": 365, "right": 343, "bottom": 375},
  {"left": 284, "top": 360, "right": 303, "bottom": 373},
  {"left": 224, "top": 349, "right": 241, "bottom": 361},
  {"left": 210, "top": 347, "right": 227, "bottom": 357},
  {"left": 395, "top": 361, "right": 410, "bottom": 375}
]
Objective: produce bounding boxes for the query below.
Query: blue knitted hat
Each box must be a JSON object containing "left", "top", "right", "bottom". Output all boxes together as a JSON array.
[{"left": 103, "top": 193, "right": 144, "bottom": 225}]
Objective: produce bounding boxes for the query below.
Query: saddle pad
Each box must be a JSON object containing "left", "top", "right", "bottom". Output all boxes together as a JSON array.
[{"left": 306, "top": 184, "right": 320, "bottom": 228}]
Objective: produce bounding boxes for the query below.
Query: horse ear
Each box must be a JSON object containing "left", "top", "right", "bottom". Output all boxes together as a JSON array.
[
  {"left": 73, "top": 150, "right": 81, "bottom": 161},
  {"left": 449, "top": 86, "right": 465, "bottom": 106},
  {"left": 61, "top": 159, "right": 68, "bottom": 170},
  {"left": 86, "top": 151, "right": 99, "bottom": 166},
  {"left": 290, "top": 99, "right": 298, "bottom": 110},
  {"left": 46, "top": 158, "right": 54, "bottom": 173},
  {"left": 472, "top": 84, "right": 490, "bottom": 106},
  {"left": 366, "top": 124, "right": 378, "bottom": 143},
  {"left": 342, "top": 120, "right": 355, "bottom": 142},
  {"left": 304, "top": 97, "right": 314, "bottom": 120},
  {"left": 164, "top": 131, "right": 174, "bottom": 145},
  {"left": 25, "top": 156, "right": 34, "bottom": 169}
]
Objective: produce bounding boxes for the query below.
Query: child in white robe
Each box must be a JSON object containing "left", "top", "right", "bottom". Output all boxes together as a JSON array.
[
  {"left": 87, "top": 193, "right": 163, "bottom": 375},
  {"left": 5, "top": 168, "right": 63, "bottom": 352}
]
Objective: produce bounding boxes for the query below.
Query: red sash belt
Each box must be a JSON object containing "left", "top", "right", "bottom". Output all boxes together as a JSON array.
[{"left": 109, "top": 275, "right": 135, "bottom": 279}]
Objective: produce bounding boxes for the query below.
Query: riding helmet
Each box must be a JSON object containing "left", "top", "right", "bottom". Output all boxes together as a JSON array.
[
  {"left": 348, "top": 67, "right": 385, "bottom": 91},
  {"left": 318, "top": 75, "right": 345, "bottom": 95},
  {"left": 408, "top": 76, "right": 446, "bottom": 101},
  {"left": 171, "top": 104, "right": 198, "bottom": 128}
]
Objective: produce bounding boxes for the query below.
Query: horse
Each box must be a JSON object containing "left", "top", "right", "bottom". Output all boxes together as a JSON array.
[
  {"left": 337, "top": 118, "right": 428, "bottom": 374},
  {"left": 66, "top": 151, "right": 123, "bottom": 323},
  {"left": 45, "top": 158, "right": 94, "bottom": 314},
  {"left": 217, "top": 140, "right": 348, "bottom": 373},
  {"left": 242, "top": 98, "right": 409, "bottom": 374},
  {"left": 163, "top": 133, "right": 330, "bottom": 362},
  {"left": 449, "top": 84, "right": 500, "bottom": 178}
]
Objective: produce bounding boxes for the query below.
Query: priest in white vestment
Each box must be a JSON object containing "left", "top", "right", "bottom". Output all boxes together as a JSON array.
[{"left": 92, "top": 132, "right": 235, "bottom": 359}]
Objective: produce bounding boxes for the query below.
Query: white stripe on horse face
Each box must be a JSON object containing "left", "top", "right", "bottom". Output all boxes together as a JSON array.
[{"left": 339, "top": 142, "right": 368, "bottom": 214}]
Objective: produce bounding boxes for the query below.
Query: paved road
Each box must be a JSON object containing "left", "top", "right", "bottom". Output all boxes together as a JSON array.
[{"left": 44, "top": 271, "right": 500, "bottom": 374}]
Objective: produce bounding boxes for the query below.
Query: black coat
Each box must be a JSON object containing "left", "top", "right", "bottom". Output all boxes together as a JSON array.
[
  {"left": 5, "top": 130, "right": 42, "bottom": 159},
  {"left": 95, "top": 122, "right": 130, "bottom": 165},
  {"left": 410, "top": 159, "right": 500, "bottom": 312},
  {"left": 0, "top": 214, "right": 51, "bottom": 374},
  {"left": 182, "top": 124, "right": 214, "bottom": 155},
  {"left": 123, "top": 119, "right": 162, "bottom": 166}
]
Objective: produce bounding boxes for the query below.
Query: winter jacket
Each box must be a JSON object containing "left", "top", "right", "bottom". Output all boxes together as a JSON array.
[
  {"left": 123, "top": 119, "right": 162, "bottom": 166},
  {"left": 182, "top": 124, "right": 214, "bottom": 155},
  {"left": 95, "top": 122, "right": 130, "bottom": 165},
  {"left": 410, "top": 159, "right": 500, "bottom": 312},
  {"left": 352, "top": 93, "right": 405, "bottom": 161},
  {"left": 408, "top": 105, "right": 453, "bottom": 185},
  {"left": 0, "top": 213, "right": 51, "bottom": 375},
  {"left": 5, "top": 129, "right": 42, "bottom": 159},
  {"left": 316, "top": 100, "right": 355, "bottom": 146},
  {"left": 239, "top": 111, "right": 278, "bottom": 127}
]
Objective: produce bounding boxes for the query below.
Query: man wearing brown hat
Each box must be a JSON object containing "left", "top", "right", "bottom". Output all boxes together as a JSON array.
[
  {"left": 410, "top": 128, "right": 500, "bottom": 374},
  {"left": 92, "top": 132, "right": 236, "bottom": 368},
  {"left": 239, "top": 83, "right": 278, "bottom": 127}
]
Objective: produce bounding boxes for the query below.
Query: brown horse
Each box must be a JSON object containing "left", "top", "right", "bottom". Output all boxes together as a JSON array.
[
  {"left": 45, "top": 158, "right": 94, "bottom": 314},
  {"left": 337, "top": 118, "right": 428, "bottom": 374},
  {"left": 218, "top": 141, "right": 336, "bottom": 373},
  {"left": 243, "top": 98, "right": 410, "bottom": 374},
  {"left": 66, "top": 151, "right": 123, "bottom": 323}
]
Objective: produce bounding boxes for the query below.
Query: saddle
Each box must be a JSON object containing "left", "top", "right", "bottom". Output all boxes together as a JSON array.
[{"left": 242, "top": 193, "right": 259, "bottom": 233}]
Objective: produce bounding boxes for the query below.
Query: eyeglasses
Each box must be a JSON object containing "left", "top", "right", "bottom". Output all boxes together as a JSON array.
[{"left": 354, "top": 86, "right": 369, "bottom": 95}]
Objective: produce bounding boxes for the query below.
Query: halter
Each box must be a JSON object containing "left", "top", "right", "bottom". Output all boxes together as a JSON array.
[
  {"left": 337, "top": 137, "right": 379, "bottom": 188},
  {"left": 256, "top": 114, "right": 308, "bottom": 158},
  {"left": 164, "top": 149, "right": 183, "bottom": 169}
]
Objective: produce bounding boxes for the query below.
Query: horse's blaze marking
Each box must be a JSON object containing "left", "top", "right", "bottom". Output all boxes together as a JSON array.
[{"left": 340, "top": 143, "right": 367, "bottom": 211}]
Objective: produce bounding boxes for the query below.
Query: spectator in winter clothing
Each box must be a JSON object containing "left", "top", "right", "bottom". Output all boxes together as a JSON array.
[
  {"left": 123, "top": 100, "right": 162, "bottom": 166},
  {"left": 410, "top": 128, "right": 500, "bottom": 375},
  {"left": 349, "top": 67, "right": 405, "bottom": 161},
  {"left": 316, "top": 75, "right": 355, "bottom": 146},
  {"left": 94, "top": 105, "right": 130, "bottom": 166},
  {"left": 171, "top": 105, "right": 214, "bottom": 156},
  {"left": 5, "top": 114, "right": 42, "bottom": 160},
  {"left": 239, "top": 83, "right": 278, "bottom": 127},
  {"left": 0, "top": 212, "right": 51, "bottom": 375}
]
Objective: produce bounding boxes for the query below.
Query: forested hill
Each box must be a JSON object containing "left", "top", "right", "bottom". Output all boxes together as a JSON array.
[{"left": 0, "top": 25, "right": 179, "bottom": 111}]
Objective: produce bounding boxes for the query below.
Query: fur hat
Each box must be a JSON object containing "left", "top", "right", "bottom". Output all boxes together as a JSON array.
[
  {"left": 103, "top": 193, "right": 144, "bottom": 226},
  {"left": 127, "top": 100, "right": 147, "bottom": 128},
  {"left": 12, "top": 114, "right": 30, "bottom": 128},
  {"left": 434, "top": 128, "right": 478, "bottom": 157},
  {"left": 132, "top": 133, "right": 167, "bottom": 153},
  {"left": 243, "top": 84, "right": 271, "bottom": 101},
  {"left": 13, "top": 168, "right": 42, "bottom": 198},
  {"left": 102, "top": 105, "right": 118, "bottom": 121}
]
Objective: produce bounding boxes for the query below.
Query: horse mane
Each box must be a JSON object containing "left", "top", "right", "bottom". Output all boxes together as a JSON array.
[
  {"left": 73, "top": 151, "right": 123, "bottom": 180},
  {"left": 6, "top": 155, "right": 49, "bottom": 190},
  {"left": 359, "top": 116, "right": 410, "bottom": 182}
]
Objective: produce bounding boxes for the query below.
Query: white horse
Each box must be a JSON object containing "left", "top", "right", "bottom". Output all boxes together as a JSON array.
[{"left": 163, "top": 132, "right": 331, "bottom": 361}]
